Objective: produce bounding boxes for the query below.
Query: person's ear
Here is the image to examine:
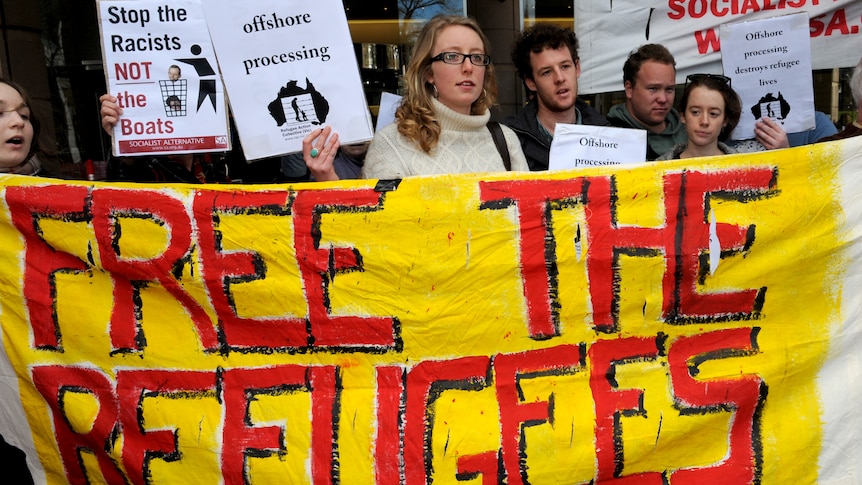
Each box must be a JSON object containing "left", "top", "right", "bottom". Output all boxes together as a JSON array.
[
  {"left": 624, "top": 80, "right": 633, "bottom": 99},
  {"left": 525, "top": 77, "right": 537, "bottom": 92}
]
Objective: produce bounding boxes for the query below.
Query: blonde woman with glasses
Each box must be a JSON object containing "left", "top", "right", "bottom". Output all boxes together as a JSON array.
[{"left": 303, "top": 15, "right": 528, "bottom": 180}]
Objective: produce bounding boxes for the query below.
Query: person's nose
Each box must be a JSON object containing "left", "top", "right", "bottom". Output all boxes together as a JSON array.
[
  {"left": 553, "top": 68, "right": 564, "bottom": 83},
  {"left": 461, "top": 58, "right": 474, "bottom": 73},
  {"left": 7, "top": 111, "right": 25, "bottom": 129}
]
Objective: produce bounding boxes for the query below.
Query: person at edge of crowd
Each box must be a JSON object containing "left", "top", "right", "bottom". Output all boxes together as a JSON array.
[
  {"left": 303, "top": 15, "right": 528, "bottom": 181},
  {"left": 327, "top": 141, "right": 368, "bottom": 180},
  {"left": 656, "top": 73, "right": 741, "bottom": 160},
  {"left": 280, "top": 139, "right": 369, "bottom": 181},
  {"left": 503, "top": 22, "right": 609, "bottom": 171},
  {"left": 818, "top": 57, "right": 862, "bottom": 142},
  {"left": 100, "top": 94, "right": 230, "bottom": 183},
  {"left": 608, "top": 44, "right": 789, "bottom": 160},
  {"left": 0, "top": 78, "right": 42, "bottom": 176},
  {"left": 0, "top": 77, "right": 39, "bottom": 485}
]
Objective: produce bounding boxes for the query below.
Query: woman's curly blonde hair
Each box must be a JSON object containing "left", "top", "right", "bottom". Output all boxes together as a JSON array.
[{"left": 395, "top": 15, "right": 498, "bottom": 154}]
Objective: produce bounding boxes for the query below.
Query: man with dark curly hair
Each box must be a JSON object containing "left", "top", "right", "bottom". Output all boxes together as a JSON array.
[{"left": 503, "top": 23, "right": 609, "bottom": 171}]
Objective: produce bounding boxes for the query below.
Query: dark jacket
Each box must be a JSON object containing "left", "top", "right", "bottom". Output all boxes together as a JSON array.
[
  {"left": 503, "top": 97, "right": 610, "bottom": 171},
  {"left": 817, "top": 121, "right": 862, "bottom": 143},
  {"left": 107, "top": 154, "right": 230, "bottom": 184}
]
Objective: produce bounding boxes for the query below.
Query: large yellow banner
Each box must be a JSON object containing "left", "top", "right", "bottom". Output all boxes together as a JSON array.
[{"left": 1, "top": 137, "right": 861, "bottom": 484}]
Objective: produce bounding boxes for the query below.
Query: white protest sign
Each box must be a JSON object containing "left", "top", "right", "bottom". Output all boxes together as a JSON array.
[
  {"left": 576, "top": 1, "right": 862, "bottom": 95},
  {"left": 375, "top": 92, "right": 401, "bottom": 132},
  {"left": 548, "top": 124, "right": 648, "bottom": 171},
  {"left": 721, "top": 13, "right": 815, "bottom": 140},
  {"left": 200, "top": 0, "right": 373, "bottom": 160},
  {"left": 98, "top": 0, "right": 230, "bottom": 156}
]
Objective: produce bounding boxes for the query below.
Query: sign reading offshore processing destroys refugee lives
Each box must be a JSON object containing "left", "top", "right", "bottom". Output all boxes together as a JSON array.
[{"left": 721, "top": 13, "right": 815, "bottom": 139}]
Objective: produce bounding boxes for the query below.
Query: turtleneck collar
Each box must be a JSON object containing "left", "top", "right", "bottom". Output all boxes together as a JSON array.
[{"left": 431, "top": 98, "right": 490, "bottom": 132}]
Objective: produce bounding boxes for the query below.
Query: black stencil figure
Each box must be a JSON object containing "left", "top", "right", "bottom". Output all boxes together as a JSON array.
[
  {"left": 751, "top": 92, "right": 791, "bottom": 123},
  {"left": 176, "top": 44, "right": 217, "bottom": 112},
  {"left": 291, "top": 98, "right": 308, "bottom": 122},
  {"left": 268, "top": 78, "right": 329, "bottom": 127}
]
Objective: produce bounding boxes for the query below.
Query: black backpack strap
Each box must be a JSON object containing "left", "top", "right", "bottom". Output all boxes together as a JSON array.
[{"left": 487, "top": 121, "right": 511, "bottom": 171}]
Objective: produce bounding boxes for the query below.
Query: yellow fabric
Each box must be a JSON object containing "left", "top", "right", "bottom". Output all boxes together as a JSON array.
[{"left": 1, "top": 138, "right": 860, "bottom": 484}]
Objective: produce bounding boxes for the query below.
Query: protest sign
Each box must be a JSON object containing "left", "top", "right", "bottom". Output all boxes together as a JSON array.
[
  {"left": 376, "top": 92, "right": 402, "bottom": 132},
  {"left": 549, "top": 124, "right": 648, "bottom": 170},
  {"left": 2, "top": 138, "right": 862, "bottom": 483},
  {"left": 200, "top": 0, "right": 373, "bottom": 160},
  {"left": 98, "top": 0, "right": 230, "bottom": 156},
  {"left": 721, "top": 13, "right": 815, "bottom": 139},
  {"left": 576, "top": 1, "right": 862, "bottom": 94}
]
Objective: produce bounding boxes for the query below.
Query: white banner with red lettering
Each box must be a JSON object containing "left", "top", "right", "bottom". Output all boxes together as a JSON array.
[{"left": 576, "top": 1, "right": 862, "bottom": 94}]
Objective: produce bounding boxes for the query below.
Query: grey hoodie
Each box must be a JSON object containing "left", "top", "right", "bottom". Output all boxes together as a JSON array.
[{"left": 607, "top": 103, "right": 688, "bottom": 160}]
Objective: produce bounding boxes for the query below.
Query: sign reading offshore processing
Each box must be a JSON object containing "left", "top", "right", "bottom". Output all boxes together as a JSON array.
[{"left": 200, "top": 0, "right": 373, "bottom": 160}]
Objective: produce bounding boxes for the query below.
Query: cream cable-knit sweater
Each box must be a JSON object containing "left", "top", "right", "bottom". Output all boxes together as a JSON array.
[{"left": 362, "top": 98, "right": 529, "bottom": 179}]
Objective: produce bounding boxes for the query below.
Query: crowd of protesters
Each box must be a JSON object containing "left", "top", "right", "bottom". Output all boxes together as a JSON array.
[{"left": 88, "top": 19, "right": 858, "bottom": 184}]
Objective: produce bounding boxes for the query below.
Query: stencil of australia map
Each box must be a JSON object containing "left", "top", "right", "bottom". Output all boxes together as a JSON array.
[{"left": 268, "top": 78, "right": 330, "bottom": 127}]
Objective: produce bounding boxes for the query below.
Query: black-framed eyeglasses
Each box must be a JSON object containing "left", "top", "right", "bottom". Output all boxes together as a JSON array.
[
  {"left": 685, "top": 73, "right": 732, "bottom": 90},
  {"left": 431, "top": 52, "right": 491, "bottom": 66}
]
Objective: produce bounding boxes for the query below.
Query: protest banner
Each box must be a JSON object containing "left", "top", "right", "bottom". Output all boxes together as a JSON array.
[
  {"left": 98, "top": 0, "right": 231, "bottom": 156},
  {"left": 1, "top": 137, "right": 862, "bottom": 483},
  {"left": 200, "top": 0, "right": 373, "bottom": 160},
  {"left": 549, "top": 124, "right": 648, "bottom": 170},
  {"left": 576, "top": 1, "right": 862, "bottom": 94},
  {"left": 721, "top": 13, "right": 815, "bottom": 139}
]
